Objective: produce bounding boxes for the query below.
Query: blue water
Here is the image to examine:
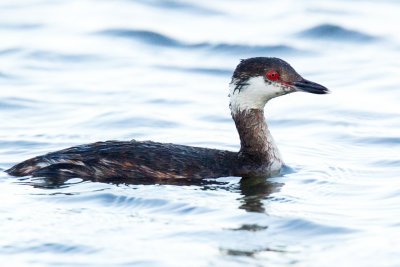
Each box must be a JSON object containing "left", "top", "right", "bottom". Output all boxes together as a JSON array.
[{"left": 1, "top": 0, "right": 400, "bottom": 266}]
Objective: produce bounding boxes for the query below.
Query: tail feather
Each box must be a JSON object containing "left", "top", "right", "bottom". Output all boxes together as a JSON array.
[
  {"left": 6, "top": 158, "right": 90, "bottom": 178},
  {"left": 31, "top": 163, "right": 90, "bottom": 179},
  {"left": 5, "top": 158, "right": 50, "bottom": 177},
  {"left": 6, "top": 152, "right": 88, "bottom": 177}
]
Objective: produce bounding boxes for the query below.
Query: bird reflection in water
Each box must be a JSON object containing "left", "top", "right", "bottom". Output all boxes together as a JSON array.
[
  {"left": 17, "top": 174, "right": 283, "bottom": 213},
  {"left": 238, "top": 177, "right": 283, "bottom": 213}
]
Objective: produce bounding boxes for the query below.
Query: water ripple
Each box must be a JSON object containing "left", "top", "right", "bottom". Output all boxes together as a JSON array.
[
  {"left": 27, "top": 50, "right": 101, "bottom": 63},
  {"left": 1, "top": 243, "right": 97, "bottom": 254},
  {"left": 208, "top": 43, "right": 300, "bottom": 55},
  {"left": 99, "top": 29, "right": 183, "bottom": 47},
  {"left": 86, "top": 114, "right": 179, "bottom": 129},
  {"left": 155, "top": 65, "right": 232, "bottom": 76},
  {"left": 338, "top": 134, "right": 400, "bottom": 146},
  {"left": 146, "top": 98, "right": 191, "bottom": 105},
  {"left": 0, "top": 71, "right": 12, "bottom": 79},
  {"left": 99, "top": 29, "right": 302, "bottom": 55},
  {"left": 298, "top": 24, "right": 378, "bottom": 42},
  {"left": 1, "top": 23, "right": 42, "bottom": 30},
  {"left": 51, "top": 191, "right": 213, "bottom": 215},
  {"left": 277, "top": 218, "right": 356, "bottom": 235},
  {"left": 132, "top": 0, "right": 223, "bottom": 15},
  {"left": 0, "top": 47, "right": 22, "bottom": 56},
  {"left": 0, "top": 97, "right": 33, "bottom": 110},
  {"left": 0, "top": 140, "right": 50, "bottom": 149}
]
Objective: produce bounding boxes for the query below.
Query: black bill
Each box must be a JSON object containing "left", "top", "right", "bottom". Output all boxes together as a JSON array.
[{"left": 291, "top": 79, "right": 329, "bottom": 94}]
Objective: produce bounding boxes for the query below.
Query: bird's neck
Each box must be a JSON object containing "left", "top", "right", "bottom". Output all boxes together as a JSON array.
[{"left": 231, "top": 108, "right": 283, "bottom": 171}]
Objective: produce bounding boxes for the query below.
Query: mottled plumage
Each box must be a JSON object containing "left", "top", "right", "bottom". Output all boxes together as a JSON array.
[{"left": 6, "top": 140, "right": 241, "bottom": 180}]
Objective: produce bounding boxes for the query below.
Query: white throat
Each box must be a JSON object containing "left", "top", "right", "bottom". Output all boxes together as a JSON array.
[{"left": 229, "top": 76, "right": 286, "bottom": 113}]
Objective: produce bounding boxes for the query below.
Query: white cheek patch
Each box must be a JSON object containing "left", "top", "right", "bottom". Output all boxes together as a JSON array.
[{"left": 229, "top": 76, "right": 288, "bottom": 113}]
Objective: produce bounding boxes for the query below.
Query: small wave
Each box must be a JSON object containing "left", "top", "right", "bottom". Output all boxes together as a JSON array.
[
  {"left": 205, "top": 43, "right": 299, "bottom": 55},
  {"left": 1, "top": 243, "right": 97, "bottom": 254},
  {"left": 0, "top": 71, "right": 11, "bottom": 79},
  {"left": 87, "top": 114, "right": 179, "bottom": 129},
  {"left": 60, "top": 192, "right": 212, "bottom": 215},
  {"left": 368, "top": 159, "right": 400, "bottom": 167},
  {"left": 83, "top": 193, "right": 169, "bottom": 208},
  {"left": 132, "top": 0, "right": 222, "bottom": 15},
  {"left": 99, "top": 29, "right": 301, "bottom": 55},
  {"left": 199, "top": 115, "right": 231, "bottom": 123},
  {"left": 146, "top": 98, "right": 191, "bottom": 105},
  {"left": 334, "top": 109, "right": 398, "bottom": 120},
  {"left": 355, "top": 136, "right": 400, "bottom": 146},
  {"left": 0, "top": 97, "right": 32, "bottom": 110},
  {"left": 1, "top": 23, "right": 42, "bottom": 30},
  {"left": 269, "top": 118, "right": 353, "bottom": 127},
  {"left": 0, "top": 48, "right": 22, "bottom": 56},
  {"left": 335, "top": 133, "right": 400, "bottom": 146},
  {"left": 155, "top": 65, "right": 232, "bottom": 76},
  {"left": 99, "top": 29, "right": 184, "bottom": 47},
  {"left": 278, "top": 218, "right": 356, "bottom": 235},
  {"left": 0, "top": 140, "right": 50, "bottom": 149},
  {"left": 298, "top": 23, "right": 377, "bottom": 42},
  {"left": 0, "top": 100, "right": 25, "bottom": 109},
  {"left": 28, "top": 50, "right": 101, "bottom": 62},
  {"left": 306, "top": 8, "right": 349, "bottom": 15}
]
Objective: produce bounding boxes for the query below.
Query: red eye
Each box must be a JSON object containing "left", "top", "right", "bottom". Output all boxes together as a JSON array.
[{"left": 267, "top": 71, "right": 279, "bottom": 80}]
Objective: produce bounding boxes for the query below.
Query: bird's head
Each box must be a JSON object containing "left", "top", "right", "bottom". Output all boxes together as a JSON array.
[{"left": 229, "top": 57, "right": 329, "bottom": 113}]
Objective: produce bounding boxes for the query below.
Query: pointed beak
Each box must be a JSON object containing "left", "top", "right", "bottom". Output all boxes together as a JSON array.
[{"left": 291, "top": 79, "right": 329, "bottom": 94}]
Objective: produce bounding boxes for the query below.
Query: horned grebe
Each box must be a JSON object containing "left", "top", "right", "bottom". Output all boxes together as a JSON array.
[{"left": 6, "top": 57, "right": 328, "bottom": 181}]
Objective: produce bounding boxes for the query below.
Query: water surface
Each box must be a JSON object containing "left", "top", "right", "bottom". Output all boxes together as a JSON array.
[{"left": 1, "top": 0, "right": 400, "bottom": 266}]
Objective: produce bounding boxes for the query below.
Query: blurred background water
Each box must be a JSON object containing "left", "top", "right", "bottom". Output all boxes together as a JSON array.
[{"left": 1, "top": 0, "right": 400, "bottom": 266}]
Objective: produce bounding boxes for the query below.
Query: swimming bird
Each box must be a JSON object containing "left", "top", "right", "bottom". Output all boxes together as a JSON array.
[{"left": 6, "top": 57, "right": 329, "bottom": 181}]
